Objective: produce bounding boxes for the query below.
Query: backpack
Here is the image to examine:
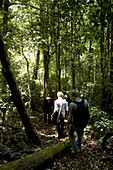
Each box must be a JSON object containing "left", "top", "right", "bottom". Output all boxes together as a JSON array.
[{"left": 72, "top": 99, "right": 90, "bottom": 128}]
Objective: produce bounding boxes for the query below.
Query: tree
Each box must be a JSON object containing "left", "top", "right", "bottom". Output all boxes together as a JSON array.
[
  {"left": 0, "top": 0, "right": 3, "bottom": 7},
  {"left": 0, "top": 35, "right": 40, "bottom": 144},
  {"left": 33, "top": 49, "right": 40, "bottom": 80}
]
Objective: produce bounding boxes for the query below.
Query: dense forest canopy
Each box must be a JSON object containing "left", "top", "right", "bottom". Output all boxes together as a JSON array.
[
  {"left": 0, "top": 0, "right": 113, "bottom": 142},
  {"left": 0, "top": 1, "right": 112, "bottom": 94},
  {"left": 1, "top": 0, "right": 113, "bottom": 168}
]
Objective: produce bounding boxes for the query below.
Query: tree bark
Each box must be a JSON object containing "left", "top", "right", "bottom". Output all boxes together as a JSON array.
[
  {"left": 43, "top": 50, "right": 50, "bottom": 97},
  {"left": 110, "top": 16, "right": 113, "bottom": 83},
  {"left": 100, "top": 0, "right": 107, "bottom": 111},
  {"left": 0, "top": 35, "right": 40, "bottom": 144},
  {"left": 57, "top": 3, "right": 61, "bottom": 91},
  {"left": 0, "top": 139, "right": 70, "bottom": 170},
  {"left": 70, "top": 10, "right": 75, "bottom": 89},
  {"left": 1, "top": 0, "right": 9, "bottom": 95},
  {"left": 32, "top": 49, "right": 40, "bottom": 80},
  {"left": 108, "top": 19, "right": 113, "bottom": 115},
  {"left": 40, "top": 1, "right": 51, "bottom": 97}
]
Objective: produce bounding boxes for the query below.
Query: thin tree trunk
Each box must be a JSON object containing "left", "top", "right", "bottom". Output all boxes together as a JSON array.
[
  {"left": 33, "top": 49, "right": 40, "bottom": 80},
  {"left": 57, "top": 3, "right": 61, "bottom": 91},
  {"left": 88, "top": 40, "right": 92, "bottom": 81},
  {"left": 40, "top": 1, "right": 51, "bottom": 97},
  {"left": 43, "top": 50, "right": 50, "bottom": 97},
  {"left": 110, "top": 16, "right": 113, "bottom": 83},
  {"left": 108, "top": 19, "right": 113, "bottom": 115},
  {"left": 100, "top": 0, "right": 107, "bottom": 111},
  {"left": 22, "top": 51, "right": 31, "bottom": 110},
  {"left": 70, "top": 10, "right": 75, "bottom": 89},
  {"left": 0, "top": 35, "right": 40, "bottom": 144},
  {"left": 1, "top": 0, "right": 9, "bottom": 125},
  {"left": 1, "top": 0, "right": 9, "bottom": 95}
]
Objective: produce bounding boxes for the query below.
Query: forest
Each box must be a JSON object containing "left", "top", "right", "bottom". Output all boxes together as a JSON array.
[{"left": 0, "top": 0, "right": 113, "bottom": 169}]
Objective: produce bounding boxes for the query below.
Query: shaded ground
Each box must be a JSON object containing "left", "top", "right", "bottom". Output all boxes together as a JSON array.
[
  {"left": 1, "top": 111, "right": 113, "bottom": 169},
  {"left": 49, "top": 146, "right": 113, "bottom": 170},
  {"left": 30, "top": 111, "right": 113, "bottom": 170}
]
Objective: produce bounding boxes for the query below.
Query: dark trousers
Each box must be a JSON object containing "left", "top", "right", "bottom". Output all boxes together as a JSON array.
[
  {"left": 56, "top": 118, "right": 64, "bottom": 139},
  {"left": 68, "top": 123, "right": 84, "bottom": 152},
  {"left": 44, "top": 112, "right": 51, "bottom": 124}
]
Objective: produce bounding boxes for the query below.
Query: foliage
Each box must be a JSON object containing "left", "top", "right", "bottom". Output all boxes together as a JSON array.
[
  {"left": 30, "top": 80, "right": 43, "bottom": 111},
  {"left": 0, "top": 0, "right": 112, "bottom": 106},
  {"left": 86, "top": 107, "right": 113, "bottom": 140},
  {"left": 0, "top": 0, "right": 113, "bottom": 167}
]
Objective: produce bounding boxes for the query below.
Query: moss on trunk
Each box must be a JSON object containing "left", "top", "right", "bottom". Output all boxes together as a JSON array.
[{"left": 0, "top": 139, "right": 70, "bottom": 170}]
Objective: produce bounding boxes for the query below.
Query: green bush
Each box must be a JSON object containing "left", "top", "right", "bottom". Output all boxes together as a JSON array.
[
  {"left": 85, "top": 106, "right": 113, "bottom": 140},
  {"left": 30, "top": 80, "right": 43, "bottom": 111}
]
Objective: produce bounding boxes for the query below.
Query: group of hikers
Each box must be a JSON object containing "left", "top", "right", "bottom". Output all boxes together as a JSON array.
[{"left": 43, "top": 89, "right": 90, "bottom": 154}]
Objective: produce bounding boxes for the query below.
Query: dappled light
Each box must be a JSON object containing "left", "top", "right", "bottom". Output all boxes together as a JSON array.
[
  {"left": 0, "top": 0, "right": 113, "bottom": 169},
  {"left": 1, "top": 109, "right": 113, "bottom": 169},
  {"left": 36, "top": 129, "right": 57, "bottom": 138}
]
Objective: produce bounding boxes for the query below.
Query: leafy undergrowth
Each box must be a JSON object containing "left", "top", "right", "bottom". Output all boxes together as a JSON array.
[{"left": 1, "top": 110, "right": 113, "bottom": 169}]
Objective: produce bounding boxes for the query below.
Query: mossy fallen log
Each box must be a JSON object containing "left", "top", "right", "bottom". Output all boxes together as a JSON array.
[{"left": 0, "top": 139, "right": 70, "bottom": 170}]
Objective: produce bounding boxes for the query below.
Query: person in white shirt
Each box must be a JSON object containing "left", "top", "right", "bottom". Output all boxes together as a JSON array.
[{"left": 53, "top": 91, "right": 68, "bottom": 139}]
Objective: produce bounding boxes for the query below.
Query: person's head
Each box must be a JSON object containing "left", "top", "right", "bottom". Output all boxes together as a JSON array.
[
  {"left": 71, "top": 89, "right": 79, "bottom": 98},
  {"left": 57, "top": 91, "right": 63, "bottom": 98},
  {"left": 47, "top": 93, "right": 50, "bottom": 97},
  {"left": 46, "top": 93, "right": 51, "bottom": 99}
]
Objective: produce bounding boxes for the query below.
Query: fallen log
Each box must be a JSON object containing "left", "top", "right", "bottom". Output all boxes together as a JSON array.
[{"left": 0, "top": 139, "right": 70, "bottom": 170}]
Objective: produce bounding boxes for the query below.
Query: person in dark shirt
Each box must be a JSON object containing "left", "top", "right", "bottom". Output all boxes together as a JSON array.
[
  {"left": 68, "top": 89, "right": 90, "bottom": 153},
  {"left": 43, "top": 94, "right": 54, "bottom": 124}
]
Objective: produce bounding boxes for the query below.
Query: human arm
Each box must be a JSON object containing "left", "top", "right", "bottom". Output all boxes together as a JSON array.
[
  {"left": 51, "top": 100, "right": 55, "bottom": 118},
  {"left": 57, "top": 104, "right": 62, "bottom": 123},
  {"left": 53, "top": 100, "right": 58, "bottom": 113},
  {"left": 42, "top": 99, "right": 46, "bottom": 111},
  {"left": 65, "top": 101, "right": 69, "bottom": 119},
  {"left": 67, "top": 110, "right": 72, "bottom": 129},
  {"left": 50, "top": 99, "right": 54, "bottom": 113},
  {"left": 84, "top": 99, "right": 90, "bottom": 115}
]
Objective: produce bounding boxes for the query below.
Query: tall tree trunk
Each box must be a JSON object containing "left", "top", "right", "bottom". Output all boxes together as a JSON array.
[
  {"left": 43, "top": 50, "right": 50, "bottom": 97},
  {"left": 88, "top": 40, "right": 93, "bottom": 81},
  {"left": 1, "top": 0, "right": 9, "bottom": 124},
  {"left": 55, "top": 42, "right": 58, "bottom": 93},
  {"left": 3, "top": 0, "right": 8, "bottom": 38},
  {"left": 1, "top": 0, "right": 9, "bottom": 95},
  {"left": 70, "top": 10, "right": 75, "bottom": 89},
  {"left": 105, "top": 12, "right": 111, "bottom": 114},
  {"left": 100, "top": 1, "right": 107, "bottom": 111},
  {"left": 32, "top": 49, "right": 40, "bottom": 80},
  {"left": 0, "top": 35, "right": 40, "bottom": 144},
  {"left": 109, "top": 5, "right": 113, "bottom": 83},
  {"left": 40, "top": 1, "right": 51, "bottom": 97},
  {"left": 22, "top": 50, "right": 31, "bottom": 110},
  {"left": 57, "top": 3, "right": 61, "bottom": 91},
  {"left": 71, "top": 53, "right": 75, "bottom": 89},
  {"left": 57, "top": 40, "right": 61, "bottom": 91},
  {"left": 51, "top": 2, "right": 59, "bottom": 93},
  {"left": 110, "top": 23, "right": 113, "bottom": 81},
  {"left": 108, "top": 19, "right": 113, "bottom": 115}
]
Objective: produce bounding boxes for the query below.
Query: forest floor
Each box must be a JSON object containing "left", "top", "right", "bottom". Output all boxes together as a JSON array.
[
  {"left": 1, "top": 110, "right": 113, "bottom": 169},
  {"left": 34, "top": 111, "right": 113, "bottom": 170}
]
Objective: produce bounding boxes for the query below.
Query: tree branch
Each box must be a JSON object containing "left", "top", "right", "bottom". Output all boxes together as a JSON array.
[{"left": 8, "top": 2, "right": 40, "bottom": 10}]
